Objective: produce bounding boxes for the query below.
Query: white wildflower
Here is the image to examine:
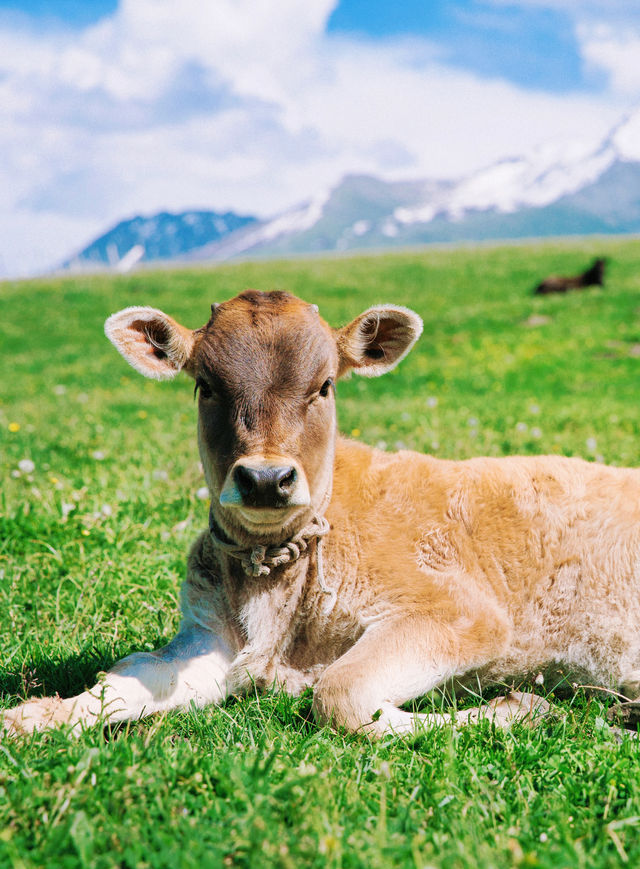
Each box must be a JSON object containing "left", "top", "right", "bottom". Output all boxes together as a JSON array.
[
  {"left": 53, "top": 385, "right": 66, "bottom": 395},
  {"left": 10, "top": 469, "right": 21, "bottom": 479},
  {"left": 539, "top": 833, "right": 548, "bottom": 843},
  {"left": 152, "top": 470, "right": 169, "bottom": 481},
  {"left": 377, "top": 761, "right": 392, "bottom": 780},
  {"left": 426, "top": 396, "right": 438, "bottom": 408},
  {"left": 91, "top": 450, "right": 105, "bottom": 460},
  {"left": 18, "top": 458, "right": 35, "bottom": 474},
  {"left": 516, "top": 422, "right": 528, "bottom": 433},
  {"left": 100, "top": 504, "right": 113, "bottom": 517},
  {"left": 529, "top": 404, "right": 540, "bottom": 415},
  {"left": 586, "top": 437, "right": 597, "bottom": 452},
  {"left": 531, "top": 427, "right": 542, "bottom": 439},
  {"left": 61, "top": 502, "right": 75, "bottom": 519},
  {"left": 196, "top": 486, "right": 209, "bottom": 500}
]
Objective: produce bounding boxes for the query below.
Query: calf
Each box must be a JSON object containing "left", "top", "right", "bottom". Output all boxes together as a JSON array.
[
  {"left": 534, "top": 257, "right": 606, "bottom": 295},
  {"left": 4, "top": 289, "right": 640, "bottom": 737}
]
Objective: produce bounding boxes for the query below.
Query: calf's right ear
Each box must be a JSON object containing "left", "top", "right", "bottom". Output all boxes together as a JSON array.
[
  {"left": 336, "top": 305, "right": 423, "bottom": 378},
  {"left": 104, "top": 306, "right": 196, "bottom": 380}
]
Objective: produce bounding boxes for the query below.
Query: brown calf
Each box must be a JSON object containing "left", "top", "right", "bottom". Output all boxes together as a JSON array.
[
  {"left": 4, "top": 289, "right": 640, "bottom": 737},
  {"left": 533, "top": 257, "right": 606, "bottom": 295}
]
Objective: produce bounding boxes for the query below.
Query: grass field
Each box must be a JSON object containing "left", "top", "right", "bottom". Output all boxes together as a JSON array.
[{"left": 3, "top": 238, "right": 640, "bottom": 867}]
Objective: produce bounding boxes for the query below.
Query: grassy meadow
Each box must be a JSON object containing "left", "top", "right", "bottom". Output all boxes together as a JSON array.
[{"left": 3, "top": 238, "right": 640, "bottom": 867}]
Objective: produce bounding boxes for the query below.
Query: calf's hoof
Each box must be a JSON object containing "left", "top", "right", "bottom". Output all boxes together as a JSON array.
[{"left": 1, "top": 697, "right": 72, "bottom": 736}]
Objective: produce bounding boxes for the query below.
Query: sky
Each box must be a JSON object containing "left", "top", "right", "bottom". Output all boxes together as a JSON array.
[{"left": 0, "top": 0, "right": 639, "bottom": 277}]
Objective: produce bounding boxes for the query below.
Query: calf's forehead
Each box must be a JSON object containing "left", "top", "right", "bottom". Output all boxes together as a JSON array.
[{"left": 194, "top": 291, "right": 337, "bottom": 388}]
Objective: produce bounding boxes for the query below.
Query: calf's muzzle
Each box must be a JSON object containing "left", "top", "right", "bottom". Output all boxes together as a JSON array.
[
  {"left": 220, "top": 457, "right": 311, "bottom": 510},
  {"left": 234, "top": 463, "right": 298, "bottom": 507}
]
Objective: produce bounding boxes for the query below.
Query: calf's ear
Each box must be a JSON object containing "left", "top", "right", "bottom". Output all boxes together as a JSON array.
[
  {"left": 336, "top": 305, "right": 423, "bottom": 377},
  {"left": 104, "top": 306, "right": 196, "bottom": 380}
]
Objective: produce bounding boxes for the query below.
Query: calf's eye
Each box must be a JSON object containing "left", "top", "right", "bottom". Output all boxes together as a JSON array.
[{"left": 319, "top": 378, "right": 333, "bottom": 397}]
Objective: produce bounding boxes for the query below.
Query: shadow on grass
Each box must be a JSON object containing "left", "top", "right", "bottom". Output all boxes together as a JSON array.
[
  {"left": 0, "top": 646, "right": 320, "bottom": 742},
  {"left": 0, "top": 636, "right": 168, "bottom": 702}
]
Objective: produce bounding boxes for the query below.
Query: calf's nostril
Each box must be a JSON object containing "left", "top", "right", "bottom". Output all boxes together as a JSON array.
[
  {"left": 234, "top": 465, "right": 258, "bottom": 499},
  {"left": 277, "top": 467, "right": 297, "bottom": 492}
]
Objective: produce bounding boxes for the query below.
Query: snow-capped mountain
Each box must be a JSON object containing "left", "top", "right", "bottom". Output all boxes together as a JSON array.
[
  {"left": 62, "top": 105, "right": 640, "bottom": 271},
  {"left": 180, "top": 175, "right": 454, "bottom": 262},
  {"left": 396, "top": 107, "right": 640, "bottom": 225},
  {"left": 62, "top": 209, "right": 257, "bottom": 271},
  {"left": 178, "top": 192, "right": 334, "bottom": 263},
  {"left": 182, "top": 105, "right": 640, "bottom": 261}
]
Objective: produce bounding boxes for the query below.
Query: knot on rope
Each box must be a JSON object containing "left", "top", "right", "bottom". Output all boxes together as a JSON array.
[{"left": 209, "top": 512, "right": 330, "bottom": 578}]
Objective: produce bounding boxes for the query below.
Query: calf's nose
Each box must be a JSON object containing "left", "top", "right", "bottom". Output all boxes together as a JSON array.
[{"left": 233, "top": 463, "right": 298, "bottom": 507}]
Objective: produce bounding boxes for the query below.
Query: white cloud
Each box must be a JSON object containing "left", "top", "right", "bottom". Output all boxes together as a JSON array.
[
  {"left": 579, "top": 23, "right": 640, "bottom": 95},
  {"left": 0, "top": 0, "right": 636, "bottom": 276},
  {"left": 486, "top": 0, "right": 640, "bottom": 95}
]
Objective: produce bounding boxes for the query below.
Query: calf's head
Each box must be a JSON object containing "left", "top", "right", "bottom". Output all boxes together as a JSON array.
[{"left": 105, "top": 290, "right": 422, "bottom": 543}]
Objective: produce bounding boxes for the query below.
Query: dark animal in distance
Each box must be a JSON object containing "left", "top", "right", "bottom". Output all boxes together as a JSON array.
[{"left": 534, "top": 258, "right": 606, "bottom": 295}]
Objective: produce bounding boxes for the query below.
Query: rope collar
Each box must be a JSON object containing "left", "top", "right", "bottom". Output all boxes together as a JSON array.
[
  {"left": 208, "top": 508, "right": 336, "bottom": 610},
  {"left": 209, "top": 507, "right": 331, "bottom": 581}
]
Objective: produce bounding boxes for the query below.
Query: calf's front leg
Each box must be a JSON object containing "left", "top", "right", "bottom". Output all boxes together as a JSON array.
[
  {"left": 312, "top": 608, "right": 546, "bottom": 735},
  {"left": 2, "top": 623, "right": 234, "bottom": 736}
]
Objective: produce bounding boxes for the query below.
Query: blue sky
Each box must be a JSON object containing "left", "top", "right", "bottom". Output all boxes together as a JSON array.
[
  {"left": 0, "top": 0, "right": 116, "bottom": 27},
  {"left": 0, "top": 0, "right": 638, "bottom": 276},
  {"left": 329, "top": 0, "right": 588, "bottom": 93},
  {"left": 0, "top": 0, "right": 604, "bottom": 92}
]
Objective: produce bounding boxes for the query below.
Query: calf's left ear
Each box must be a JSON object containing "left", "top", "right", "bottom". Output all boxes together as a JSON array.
[
  {"left": 104, "top": 306, "right": 196, "bottom": 380},
  {"left": 336, "top": 305, "right": 423, "bottom": 377}
]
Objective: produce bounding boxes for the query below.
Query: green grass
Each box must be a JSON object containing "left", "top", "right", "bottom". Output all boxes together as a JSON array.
[{"left": 3, "top": 238, "right": 640, "bottom": 867}]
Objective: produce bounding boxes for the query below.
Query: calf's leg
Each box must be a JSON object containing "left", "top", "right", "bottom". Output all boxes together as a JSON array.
[
  {"left": 312, "top": 612, "right": 547, "bottom": 735},
  {"left": 2, "top": 624, "right": 234, "bottom": 736}
]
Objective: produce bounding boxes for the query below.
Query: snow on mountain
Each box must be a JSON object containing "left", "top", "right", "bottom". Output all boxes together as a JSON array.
[
  {"left": 610, "top": 107, "right": 640, "bottom": 162},
  {"left": 396, "top": 105, "right": 640, "bottom": 227},
  {"left": 396, "top": 140, "right": 612, "bottom": 222},
  {"left": 217, "top": 192, "right": 329, "bottom": 259}
]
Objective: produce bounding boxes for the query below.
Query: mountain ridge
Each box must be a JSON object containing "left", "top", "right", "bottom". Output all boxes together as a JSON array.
[{"left": 61, "top": 105, "right": 640, "bottom": 271}]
